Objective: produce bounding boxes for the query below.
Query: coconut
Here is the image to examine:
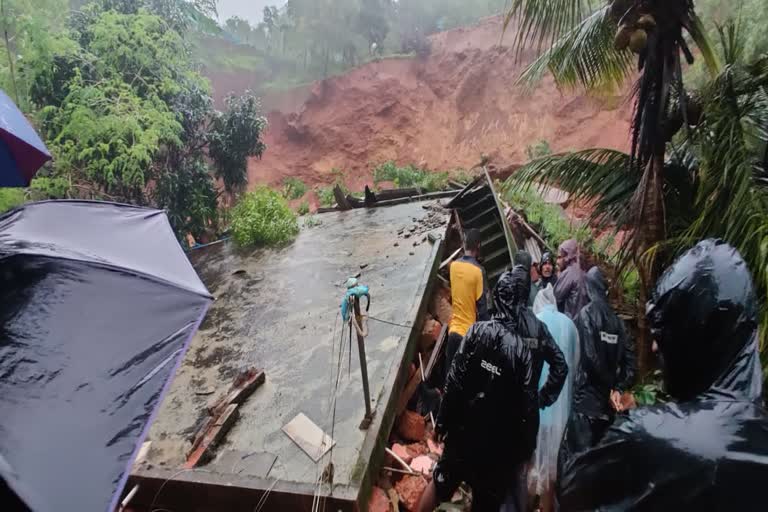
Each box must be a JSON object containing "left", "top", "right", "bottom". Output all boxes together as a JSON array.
[
  {"left": 629, "top": 29, "right": 648, "bottom": 53},
  {"left": 614, "top": 26, "right": 632, "bottom": 51},
  {"left": 638, "top": 14, "right": 656, "bottom": 29}
]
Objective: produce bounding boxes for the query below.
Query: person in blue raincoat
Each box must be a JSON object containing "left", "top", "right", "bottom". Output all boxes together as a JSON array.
[{"left": 528, "top": 285, "right": 579, "bottom": 512}]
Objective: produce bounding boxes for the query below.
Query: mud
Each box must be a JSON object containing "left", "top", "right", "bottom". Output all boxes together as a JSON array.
[{"left": 202, "top": 16, "right": 632, "bottom": 194}]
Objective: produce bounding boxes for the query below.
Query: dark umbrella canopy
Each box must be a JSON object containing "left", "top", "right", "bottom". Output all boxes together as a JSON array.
[
  {"left": 0, "top": 89, "right": 52, "bottom": 187},
  {"left": 0, "top": 200, "right": 212, "bottom": 512}
]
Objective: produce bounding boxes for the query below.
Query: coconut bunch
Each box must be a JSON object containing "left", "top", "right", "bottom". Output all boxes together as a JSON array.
[{"left": 612, "top": 1, "right": 657, "bottom": 54}]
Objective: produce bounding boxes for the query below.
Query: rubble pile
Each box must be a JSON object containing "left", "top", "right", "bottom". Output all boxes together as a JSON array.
[
  {"left": 368, "top": 287, "right": 472, "bottom": 511},
  {"left": 395, "top": 203, "right": 450, "bottom": 248}
]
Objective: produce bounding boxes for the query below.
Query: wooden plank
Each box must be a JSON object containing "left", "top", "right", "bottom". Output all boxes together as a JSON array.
[
  {"left": 334, "top": 185, "right": 352, "bottom": 210},
  {"left": 282, "top": 413, "right": 336, "bottom": 462},
  {"left": 397, "top": 367, "right": 423, "bottom": 415},
  {"left": 185, "top": 404, "right": 240, "bottom": 468},
  {"left": 207, "top": 369, "right": 265, "bottom": 418},
  {"left": 424, "top": 323, "right": 448, "bottom": 381},
  {"left": 439, "top": 247, "right": 462, "bottom": 270}
]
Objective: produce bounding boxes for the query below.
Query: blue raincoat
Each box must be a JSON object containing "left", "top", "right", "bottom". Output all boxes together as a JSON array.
[{"left": 529, "top": 284, "right": 580, "bottom": 496}]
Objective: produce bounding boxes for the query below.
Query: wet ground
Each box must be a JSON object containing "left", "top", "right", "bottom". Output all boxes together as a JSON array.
[{"left": 136, "top": 202, "right": 446, "bottom": 496}]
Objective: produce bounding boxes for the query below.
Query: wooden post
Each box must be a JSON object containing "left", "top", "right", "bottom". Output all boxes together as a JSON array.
[{"left": 353, "top": 296, "right": 374, "bottom": 429}]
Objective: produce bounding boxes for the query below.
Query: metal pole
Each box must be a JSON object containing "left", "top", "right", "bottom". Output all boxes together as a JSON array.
[{"left": 353, "top": 296, "right": 373, "bottom": 429}]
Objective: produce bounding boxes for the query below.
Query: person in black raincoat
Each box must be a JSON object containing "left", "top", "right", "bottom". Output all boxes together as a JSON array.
[
  {"left": 499, "top": 264, "right": 569, "bottom": 411},
  {"left": 418, "top": 271, "right": 539, "bottom": 512},
  {"left": 496, "top": 264, "right": 569, "bottom": 512},
  {"left": 553, "top": 240, "right": 589, "bottom": 319},
  {"left": 558, "top": 266, "right": 635, "bottom": 470},
  {"left": 558, "top": 239, "right": 768, "bottom": 510}
]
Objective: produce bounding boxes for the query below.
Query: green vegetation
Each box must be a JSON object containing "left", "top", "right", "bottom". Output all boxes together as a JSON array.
[
  {"left": 231, "top": 187, "right": 299, "bottom": 247},
  {"left": 0, "top": 190, "right": 26, "bottom": 213},
  {"left": 283, "top": 177, "right": 308, "bottom": 200},
  {"left": 317, "top": 186, "right": 336, "bottom": 208},
  {"left": 373, "top": 161, "right": 448, "bottom": 191},
  {"left": 1, "top": 0, "right": 267, "bottom": 241},
  {"left": 297, "top": 200, "right": 310, "bottom": 216},
  {"left": 525, "top": 139, "right": 552, "bottom": 161},
  {"left": 504, "top": 1, "right": 768, "bottom": 375},
  {"left": 208, "top": 0, "right": 510, "bottom": 90}
]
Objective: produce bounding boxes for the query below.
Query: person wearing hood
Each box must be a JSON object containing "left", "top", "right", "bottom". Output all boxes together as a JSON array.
[
  {"left": 558, "top": 266, "right": 636, "bottom": 469},
  {"left": 528, "top": 285, "right": 579, "bottom": 512},
  {"left": 559, "top": 239, "right": 768, "bottom": 510},
  {"left": 553, "top": 240, "right": 589, "bottom": 319},
  {"left": 418, "top": 271, "right": 539, "bottom": 512},
  {"left": 530, "top": 251, "right": 558, "bottom": 307},
  {"left": 514, "top": 250, "right": 539, "bottom": 307},
  {"left": 496, "top": 265, "right": 568, "bottom": 512}
]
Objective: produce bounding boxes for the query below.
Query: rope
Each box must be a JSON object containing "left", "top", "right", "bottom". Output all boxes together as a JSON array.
[{"left": 366, "top": 315, "right": 412, "bottom": 329}]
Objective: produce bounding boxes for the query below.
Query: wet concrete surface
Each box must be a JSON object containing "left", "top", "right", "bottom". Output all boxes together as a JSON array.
[{"left": 136, "top": 202, "right": 447, "bottom": 495}]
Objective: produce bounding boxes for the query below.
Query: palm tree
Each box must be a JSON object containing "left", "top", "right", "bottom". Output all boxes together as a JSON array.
[{"left": 503, "top": 3, "right": 768, "bottom": 372}]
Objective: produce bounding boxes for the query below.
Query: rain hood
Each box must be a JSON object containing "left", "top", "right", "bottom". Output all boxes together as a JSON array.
[{"left": 559, "top": 240, "right": 768, "bottom": 510}]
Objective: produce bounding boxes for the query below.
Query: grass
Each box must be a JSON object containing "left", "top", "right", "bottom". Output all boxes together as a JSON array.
[
  {"left": 373, "top": 161, "right": 449, "bottom": 192},
  {"left": 297, "top": 200, "right": 310, "bottom": 215},
  {"left": 283, "top": 177, "right": 307, "bottom": 200},
  {"left": 231, "top": 187, "right": 299, "bottom": 247}
]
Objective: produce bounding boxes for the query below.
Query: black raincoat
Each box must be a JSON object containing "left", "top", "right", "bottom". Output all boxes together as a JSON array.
[
  {"left": 436, "top": 272, "right": 539, "bottom": 474},
  {"left": 558, "top": 267, "right": 635, "bottom": 468},
  {"left": 553, "top": 240, "right": 589, "bottom": 319},
  {"left": 495, "top": 265, "right": 569, "bottom": 409},
  {"left": 559, "top": 240, "right": 768, "bottom": 511}
]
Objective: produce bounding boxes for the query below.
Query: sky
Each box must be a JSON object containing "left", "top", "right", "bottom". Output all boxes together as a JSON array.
[{"left": 215, "top": 0, "right": 286, "bottom": 25}]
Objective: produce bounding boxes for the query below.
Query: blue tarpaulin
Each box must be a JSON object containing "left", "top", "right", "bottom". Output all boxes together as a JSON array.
[{"left": 0, "top": 200, "right": 212, "bottom": 512}]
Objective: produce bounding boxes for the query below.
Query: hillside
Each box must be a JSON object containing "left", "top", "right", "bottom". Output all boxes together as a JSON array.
[{"left": 203, "top": 16, "right": 633, "bottom": 194}]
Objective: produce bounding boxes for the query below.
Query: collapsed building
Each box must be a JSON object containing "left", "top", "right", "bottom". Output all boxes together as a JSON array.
[{"left": 128, "top": 172, "right": 536, "bottom": 511}]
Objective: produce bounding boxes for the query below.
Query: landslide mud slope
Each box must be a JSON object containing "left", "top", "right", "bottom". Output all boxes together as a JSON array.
[{"left": 216, "top": 16, "right": 633, "bottom": 192}]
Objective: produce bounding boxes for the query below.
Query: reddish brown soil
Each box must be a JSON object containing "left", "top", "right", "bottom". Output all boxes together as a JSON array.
[{"left": 204, "top": 16, "right": 633, "bottom": 194}]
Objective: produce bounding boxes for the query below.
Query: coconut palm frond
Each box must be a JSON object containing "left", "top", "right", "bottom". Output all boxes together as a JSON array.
[
  {"left": 518, "top": 6, "right": 634, "bottom": 92},
  {"left": 686, "top": 13, "right": 720, "bottom": 77},
  {"left": 503, "top": 0, "right": 598, "bottom": 57},
  {"left": 503, "top": 148, "right": 635, "bottom": 230}
]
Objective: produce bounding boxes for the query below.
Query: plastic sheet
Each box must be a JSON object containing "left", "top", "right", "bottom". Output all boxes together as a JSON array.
[
  {"left": 529, "top": 285, "right": 579, "bottom": 496},
  {"left": 559, "top": 240, "right": 768, "bottom": 510},
  {"left": 0, "top": 201, "right": 212, "bottom": 512}
]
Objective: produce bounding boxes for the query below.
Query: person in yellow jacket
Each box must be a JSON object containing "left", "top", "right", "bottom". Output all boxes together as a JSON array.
[{"left": 445, "top": 229, "right": 489, "bottom": 378}]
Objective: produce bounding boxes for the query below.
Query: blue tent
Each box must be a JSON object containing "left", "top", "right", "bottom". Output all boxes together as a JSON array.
[{"left": 0, "top": 90, "right": 51, "bottom": 187}]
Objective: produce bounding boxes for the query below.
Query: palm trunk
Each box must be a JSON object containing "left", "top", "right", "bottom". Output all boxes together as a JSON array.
[{"left": 635, "top": 152, "right": 666, "bottom": 375}]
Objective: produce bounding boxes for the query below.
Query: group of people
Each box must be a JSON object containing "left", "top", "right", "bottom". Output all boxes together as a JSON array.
[{"left": 417, "top": 232, "right": 768, "bottom": 511}]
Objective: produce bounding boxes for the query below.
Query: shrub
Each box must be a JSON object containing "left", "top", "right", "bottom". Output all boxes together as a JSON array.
[
  {"left": 373, "top": 161, "right": 448, "bottom": 192},
  {"left": 0, "top": 189, "right": 25, "bottom": 213},
  {"left": 525, "top": 139, "right": 552, "bottom": 161},
  {"left": 297, "top": 200, "right": 310, "bottom": 215},
  {"left": 283, "top": 177, "right": 307, "bottom": 200},
  {"left": 316, "top": 180, "right": 350, "bottom": 207},
  {"left": 231, "top": 187, "right": 299, "bottom": 246}
]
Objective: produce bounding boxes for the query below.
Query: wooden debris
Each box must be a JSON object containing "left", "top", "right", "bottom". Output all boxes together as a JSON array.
[
  {"left": 207, "top": 368, "right": 265, "bottom": 417},
  {"left": 334, "top": 185, "right": 352, "bottom": 210},
  {"left": 397, "top": 367, "right": 422, "bottom": 415},
  {"left": 185, "top": 404, "right": 239, "bottom": 468},
  {"left": 424, "top": 324, "right": 448, "bottom": 381},
  {"left": 439, "top": 248, "right": 462, "bottom": 270}
]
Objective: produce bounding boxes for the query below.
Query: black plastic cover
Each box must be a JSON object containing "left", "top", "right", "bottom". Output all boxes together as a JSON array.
[
  {"left": 0, "top": 201, "right": 212, "bottom": 512},
  {"left": 559, "top": 240, "right": 768, "bottom": 510}
]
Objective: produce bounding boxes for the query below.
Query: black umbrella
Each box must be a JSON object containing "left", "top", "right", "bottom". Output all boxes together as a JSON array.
[{"left": 0, "top": 200, "right": 213, "bottom": 512}]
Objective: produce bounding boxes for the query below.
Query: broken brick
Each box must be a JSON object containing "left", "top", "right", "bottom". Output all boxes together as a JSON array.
[
  {"left": 368, "top": 486, "right": 390, "bottom": 512},
  {"left": 405, "top": 442, "right": 428, "bottom": 458},
  {"left": 391, "top": 443, "right": 413, "bottom": 464},
  {"left": 395, "top": 474, "right": 428, "bottom": 511},
  {"left": 397, "top": 410, "right": 426, "bottom": 442},
  {"left": 427, "top": 438, "right": 443, "bottom": 457},
  {"left": 430, "top": 288, "right": 452, "bottom": 326},
  {"left": 410, "top": 455, "right": 435, "bottom": 476}
]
